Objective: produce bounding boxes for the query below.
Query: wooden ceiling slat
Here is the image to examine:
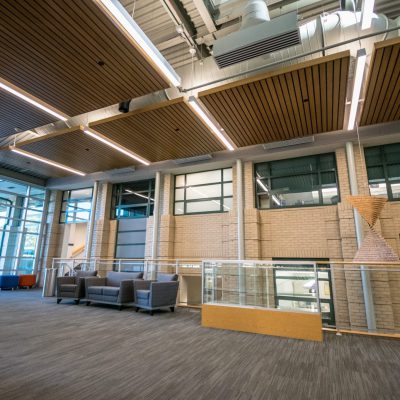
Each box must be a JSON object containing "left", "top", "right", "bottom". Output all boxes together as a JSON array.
[
  {"left": 90, "top": 99, "right": 224, "bottom": 162},
  {"left": 312, "top": 65, "right": 322, "bottom": 133},
  {"left": 14, "top": 127, "right": 139, "bottom": 176},
  {"left": 0, "top": 0, "right": 169, "bottom": 116},
  {"left": 0, "top": 91, "right": 58, "bottom": 138},
  {"left": 280, "top": 74, "right": 303, "bottom": 137},
  {"left": 273, "top": 75, "right": 296, "bottom": 138},
  {"left": 360, "top": 38, "right": 400, "bottom": 126},
  {"left": 326, "top": 60, "right": 334, "bottom": 132},
  {"left": 305, "top": 67, "right": 317, "bottom": 134},
  {"left": 361, "top": 49, "right": 384, "bottom": 125},
  {"left": 332, "top": 59, "right": 340, "bottom": 131},
  {"left": 234, "top": 87, "right": 265, "bottom": 144},
  {"left": 199, "top": 52, "right": 350, "bottom": 147},
  {"left": 373, "top": 47, "right": 400, "bottom": 123},
  {"left": 255, "top": 80, "right": 282, "bottom": 138},
  {"left": 319, "top": 62, "right": 327, "bottom": 133},
  {"left": 216, "top": 91, "right": 253, "bottom": 144},
  {"left": 337, "top": 56, "right": 349, "bottom": 130},
  {"left": 248, "top": 82, "right": 276, "bottom": 139},
  {"left": 266, "top": 78, "right": 292, "bottom": 138},
  {"left": 290, "top": 71, "right": 309, "bottom": 135},
  {"left": 298, "top": 68, "right": 313, "bottom": 135}
]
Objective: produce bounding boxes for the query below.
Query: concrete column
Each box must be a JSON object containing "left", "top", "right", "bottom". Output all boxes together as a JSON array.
[
  {"left": 151, "top": 172, "right": 161, "bottom": 264},
  {"left": 85, "top": 181, "right": 99, "bottom": 260},
  {"left": 236, "top": 159, "right": 245, "bottom": 304},
  {"left": 345, "top": 141, "right": 376, "bottom": 330}
]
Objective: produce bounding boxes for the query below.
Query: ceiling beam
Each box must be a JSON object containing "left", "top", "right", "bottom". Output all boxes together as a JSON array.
[{"left": 193, "top": 0, "right": 217, "bottom": 33}]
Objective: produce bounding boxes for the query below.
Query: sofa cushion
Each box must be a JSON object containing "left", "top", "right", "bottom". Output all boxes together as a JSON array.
[
  {"left": 87, "top": 286, "right": 104, "bottom": 295},
  {"left": 136, "top": 289, "right": 150, "bottom": 300},
  {"left": 157, "top": 274, "right": 178, "bottom": 282},
  {"left": 60, "top": 284, "right": 77, "bottom": 293},
  {"left": 103, "top": 287, "right": 119, "bottom": 297},
  {"left": 106, "top": 271, "right": 143, "bottom": 287}
]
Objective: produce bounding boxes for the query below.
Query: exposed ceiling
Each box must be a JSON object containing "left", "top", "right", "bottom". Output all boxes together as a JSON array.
[{"left": 0, "top": 0, "right": 400, "bottom": 182}]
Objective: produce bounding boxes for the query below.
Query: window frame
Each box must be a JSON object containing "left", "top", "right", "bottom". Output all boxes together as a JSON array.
[
  {"left": 365, "top": 144, "right": 400, "bottom": 202},
  {"left": 59, "top": 187, "right": 93, "bottom": 224},
  {"left": 254, "top": 153, "right": 340, "bottom": 210},
  {"left": 111, "top": 179, "right": 155, "bottom": 220},
  {"left": 174, "top": 167, "right": 233, "bottom": 216}
]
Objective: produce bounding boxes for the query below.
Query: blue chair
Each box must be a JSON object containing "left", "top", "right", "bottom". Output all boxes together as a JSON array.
[
  {"left": 133, "top": 274, "right": 179, "bottom": 315},
  {"left": 0, "top": 275, "right": 20, "bottom": 290}
]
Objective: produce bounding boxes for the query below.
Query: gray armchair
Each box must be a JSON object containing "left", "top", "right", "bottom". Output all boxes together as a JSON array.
[
  {"left": 85, "top": 271, "right": 143, "bottom": 310},
  {"left": 134, "top": 273, "right": 179, "bottom": 315},
  {"left": 56, "top": 270, "right": 98, "bottom": 304}
]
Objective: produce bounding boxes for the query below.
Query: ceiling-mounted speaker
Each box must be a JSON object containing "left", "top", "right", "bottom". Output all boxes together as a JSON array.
[{"left": 119, "top": 99, "right": 131, "bottom": 113}]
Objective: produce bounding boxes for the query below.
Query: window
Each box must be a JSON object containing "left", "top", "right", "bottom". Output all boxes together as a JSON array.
[
  {"left": 112, "top": 179, "right": 155, "bottom": 219},
  {"left": 0, "top": 178, "right": 46, "bottom": 275},
  {"left": 273, "top": 259, "right": 335, "bottom": 326},
  {"left": 174, "top": 168, "right": 233, "bottom": 215},
  {"left": 255, "top": 153, "right": 339, "bottom": 209},
  {"left": 365, "top": 143, "right": 400, "bottom": 201},
  {"left": 60, "top": 188, "right": 93, "bottom": 223}
]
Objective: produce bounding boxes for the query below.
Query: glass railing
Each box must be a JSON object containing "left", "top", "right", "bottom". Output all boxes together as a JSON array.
[{"left": 202, "top": 260, "right": 400, "bottom": 334}]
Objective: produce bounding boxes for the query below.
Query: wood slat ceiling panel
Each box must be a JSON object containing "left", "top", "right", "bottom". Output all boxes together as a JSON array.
[
  {"left": 0, "top": 0, "right": 169, "bottom": 117},
  {"left": 18, "top": 127, "right": 138, "bottom": 175},
  {"left": 199, "top": 52, "right": 350, "bottom": 148},
  {"left": 360, "top": 38, "right": 400, "bottom": 126},
  {"left": 0, "top": 149, "right": 64, "bottom": 179},
  {"left": 90, "top": 99, "right": 224, "bottom": 162},
  {"left": 0, "top": 90, "right": 58, "bottom": 138}
]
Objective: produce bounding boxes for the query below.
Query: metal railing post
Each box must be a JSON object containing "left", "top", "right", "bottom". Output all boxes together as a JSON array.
[{"left": 313, "top": 262, "right": 321, "bottom": 313}]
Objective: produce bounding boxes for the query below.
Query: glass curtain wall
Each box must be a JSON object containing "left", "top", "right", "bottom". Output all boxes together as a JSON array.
[
  {"left": 60, "top": 188, "right": 93, "bottom": 223},
  {"left": 0, "top": 178, "right": 46, "bottom": 275}
]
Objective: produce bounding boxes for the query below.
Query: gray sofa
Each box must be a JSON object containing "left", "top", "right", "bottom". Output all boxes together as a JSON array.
[
  {"left": 85, "top": 271, "right": 143, "bottom": 310},
  {"left": 133, "top": 273, "right": 179, "bottom": 315},
  {"left": 56, "top": 270, "right": 98, "bottom": 304}
]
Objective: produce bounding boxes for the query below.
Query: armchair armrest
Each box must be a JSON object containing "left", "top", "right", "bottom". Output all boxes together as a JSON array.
[
  {"left": 150, "top": 281, "right": 179, "bottom": 308},
  {"left": 118, "top": 280, "right": 135, "bottom": 303},
  {"left": 57, "top": 276, "right": 75, "bottom": 285},
  {"left": 134, "top": 280, "right": 152, "bottom": 291},
  {"left": 56, "top": 276, "right": 75, "bottom": 296}
]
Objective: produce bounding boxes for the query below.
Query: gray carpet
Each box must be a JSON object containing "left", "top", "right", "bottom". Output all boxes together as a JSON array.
[{"left": 0, "top": 290, "right": 399, "bottom": 400}]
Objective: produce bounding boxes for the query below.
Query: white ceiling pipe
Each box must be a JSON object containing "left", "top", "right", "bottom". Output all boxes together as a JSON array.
[
  {"left": 241, "top": 0, "right": 270, "bottom": 30},
  {"left": 176, "top": 10, "right": 400, "bottom": 91}
]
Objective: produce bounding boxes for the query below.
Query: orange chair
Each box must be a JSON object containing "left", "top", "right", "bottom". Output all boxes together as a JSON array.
[{"left": 18, "top": 274, "right": 36, "bottom": 289}]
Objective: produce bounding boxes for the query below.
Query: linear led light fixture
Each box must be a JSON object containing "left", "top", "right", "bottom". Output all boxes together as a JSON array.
[
  {"left": 10, "top": 147, "right": 86, "bottom": 176},
  {"left": 98, "top": 0, "right": 181, "bottom": 87},
  {"left": 347, "top": 48, "right": 367, "bottom": 131},
  {"left": 0, "top": 80, "right": 68, "bottom": 122},
  {"left": 125, "top": 189, "right": 154, "bottom": 201},
  {"left": 361, "top": 0, "right": 375, "bottom": 30},
  {"left": 187, "top": 97, "right": 235, "bottom": 151},
  {"left": 83, "top": 127, "right": 150, "bottom": 166}
]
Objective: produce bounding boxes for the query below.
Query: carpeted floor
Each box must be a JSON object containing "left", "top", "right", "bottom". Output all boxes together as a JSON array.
[{"left": 0, "top": 290, "right": 399, "bottom": 400}]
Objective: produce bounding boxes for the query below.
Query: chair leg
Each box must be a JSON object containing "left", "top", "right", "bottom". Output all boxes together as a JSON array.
[
  {"left": 75, "top": 299, "right": 80, "bottom": 305},
  {"left": 86, "top": 301, "right": 91, "bottom": 306},
  {"left": 170, "top": 306, "right": 175, "bottom": 312},
  {"left": 57, "top": 298, "right": 62, "bottom": 304},
  {"left": 119, "top": 305, "right": 123, "bottom": 311},
  {"left": 135, "top": 307, "right": 139, "bottom": 312},
  {"left": 150, "top": 310, "right": 154, "bottom": 316}
]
